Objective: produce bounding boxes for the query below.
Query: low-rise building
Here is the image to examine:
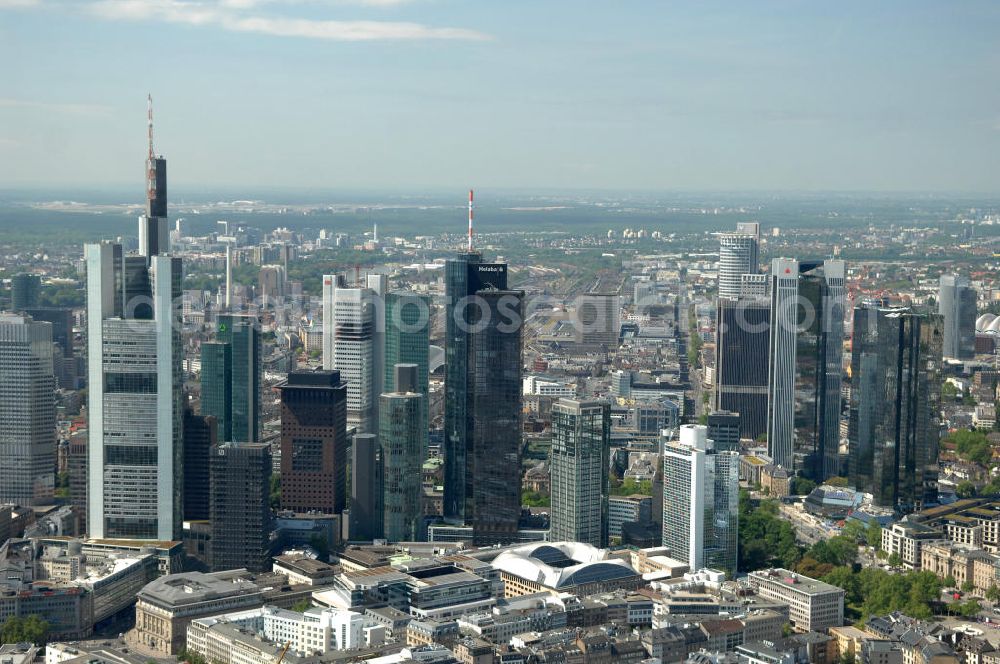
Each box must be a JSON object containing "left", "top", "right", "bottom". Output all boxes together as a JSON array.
[
  {"left": 881, "top": 522, "right": 945, "bottom": 570},
  {"left": 747, "top": 569, "right": 845, "bottom": 633}
]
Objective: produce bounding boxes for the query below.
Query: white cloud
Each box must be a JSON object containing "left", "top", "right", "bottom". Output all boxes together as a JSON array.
[
  {"left": 81, "top": 0, "right": 488, "bottom": 40},
  {"left": 0, "top": 98, "right": 112, "bottom": 115}
]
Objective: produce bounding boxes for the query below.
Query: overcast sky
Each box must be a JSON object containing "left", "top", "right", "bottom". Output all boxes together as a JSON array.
[{"left": 3, "top": 0, "right": 1000, "bottom": 193}]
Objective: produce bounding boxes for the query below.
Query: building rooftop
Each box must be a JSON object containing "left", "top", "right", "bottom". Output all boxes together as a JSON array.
[
  {"left": 137, "top": 570, "right": 260, "bottom": 609},
  {"left": 492, "top": 542, "right": 639, "bottom": 590},
  {"left": 749, "top": 569, "right": 846, "bottom": 596}
]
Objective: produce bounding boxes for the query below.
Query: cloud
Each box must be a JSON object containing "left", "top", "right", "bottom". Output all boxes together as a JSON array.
[
  {"left": 82, "top": 0, "right": 489, "bottom": 41},
  {"left": 0, "top": 0, "right": 41, "bottom": 7},
  {"left": 0, "top": 98, "right": 112, "bottom": 115}
]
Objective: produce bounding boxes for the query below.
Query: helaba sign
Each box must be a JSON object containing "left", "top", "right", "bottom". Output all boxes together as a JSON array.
[{"left": 477, "top": 265, "right": 505, "bottom": 273}]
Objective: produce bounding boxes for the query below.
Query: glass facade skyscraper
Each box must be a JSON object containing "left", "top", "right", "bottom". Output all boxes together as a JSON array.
[
  {"left": 849, "top": 305, "right": 944, "bottom": 511},
  {"left": 662, "top": 425, "right": 739, "bottom": 577},
  {"left": 379, "top": 364, "right": 425, "bottom": 542},
  {"left": 766, "top": 258, "right": 845, "bottom": 481},
  {"left": 443, "top": 252, "right": 509, "bottom": 525},
  {"left": 714, "top": 297, "right": 770, "bottom": 440},
  {"left": 549, "top": 399, "right": 610, "bottom": 547},
  {"left": 938, "top": 274, "right": 976, "bottom": 360},
  {"left": 201, "top": 315, "right": 261, "bottom": 443},
  {"left": 0, "top": 313, "right": 56, "bottom": 506},
  {"left": 85, "top": 242, "right": 183, "bottom": 540}
]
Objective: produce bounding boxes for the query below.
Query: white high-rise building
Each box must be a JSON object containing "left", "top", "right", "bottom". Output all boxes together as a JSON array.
[
  {"left": 0, "top": 313, "right": 56, "bottom": 506},
  {"left": 661, "top": 425, "right": 739, "bottom": 577},
  {"left": 717, "top": 222, "right": 760, "bottom": 299},
  {"left": 322, "top": 273, "right": 385, "bottom": 434},
  {"left": 86, "top": 242, "right": 183, "bottom": 541}
]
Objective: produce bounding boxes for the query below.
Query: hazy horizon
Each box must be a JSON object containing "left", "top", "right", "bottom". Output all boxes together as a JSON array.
[{"left": 4, "top": 1, "right": 1000, "bottom": 193}]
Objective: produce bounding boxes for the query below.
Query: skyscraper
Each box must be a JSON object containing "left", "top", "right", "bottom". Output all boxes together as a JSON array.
[
  {"left": 322, "top": 274, "right": 385, "bottom": 434},
  {"left": 384, "top": 291, "right": 430, "bottom": 448},
  {"left": 938, "top": 274, "right": 976, "bottom": 360},
  {"left": 209, "top": 442, "right": 272, "bottom": 572},
  {"left": 278, "top": 369, "right": 348, "bottom": 514},
  {"left": 469, "top": 289, "right": 524, "bottom": 545},
  {"left": 662, "top": 425, "right": 740, "bottom": 577},
  {"left": 715, "top": 297, "right": 770, "bottom": 440},
  {"left": 574, "top": 293, "right": 621, "bottom": 350},
  {"left": 849, "top": 305, "right": 943, "bottom": 511},
  {"left": 139, "top": 95, "right": 168, "bottom": 259},
  {"left": 201, "top": 315, "right": 261, "bottom": 443},
  {"left": 717, "top": 222, "right": 760, "bottom": 299},
  {"left": 10, "top": 273, "right": 41, "bottom": 311},
  {"left": 549, "top": 399, "right": 610, "bottom": 547},
  {"left": 379, "top": 364, "right": 425, "bottom": 542},
  {"left": 85, "top": 242, "right": 182, "bottom": 541},
  {"left": 766, "top": 258, "right": 845, "bottom": 481},
  {"left": 443, "top": 252, "right": 509, "bottom": 525},
  {"left": 349, "top": 433, "right": 382, "bottom": 541},
  {"left": 706, "top": 411, "right": 741, "bottom": 452},
  {"left": 0, "top": 313, "right": 56, "bottom": 506},
  {"left": 183, "top": 408, "right": 216, "bottom": 522}
]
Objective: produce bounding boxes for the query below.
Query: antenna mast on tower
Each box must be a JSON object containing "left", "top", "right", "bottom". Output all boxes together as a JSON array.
[
  {"left": 146, "top": 94, "right": 156, "bottom": 205},
  {"left": 467, "top": 189, "right": 474, "bottom": 252}
]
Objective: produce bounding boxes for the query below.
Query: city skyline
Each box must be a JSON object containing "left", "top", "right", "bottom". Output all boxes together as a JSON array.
[{"left": 3, "top": 2, "right": 1000, "bottom": 193}]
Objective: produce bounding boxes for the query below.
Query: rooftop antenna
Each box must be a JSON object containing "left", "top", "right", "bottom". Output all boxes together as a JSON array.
[
  {"left": 467, "top": 189, "right": 474, "bottom": 252},
  {"left": 146, "top": 94, "right": 156, "bottom": 205}
]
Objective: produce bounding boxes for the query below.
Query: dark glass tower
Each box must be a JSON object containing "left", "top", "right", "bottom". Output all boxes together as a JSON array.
[
  {"left": 443, "top": 252, "right": 508, "bottom": 524},
  {"left": 385, "top": 292, "right": 430, "bottom": 451},
  {"left": 200, "top": 315, "right": 261, "bottom": 443},
  {"left": 767, "top": 258, "right": 845, "bottom": 482},
  {"left": 470, "top": 289, "right": 524, "bottom": 545},
  {"left": 183, "top": 408, "right": 216, "bottom": 522},
  {"left": 10, "top": 273, "right": 41, "bottom": 311},
  {"left": 849, "top": 305, "right": 944, "bottom": 511},
  {"left": 379, "top": 364, "right": 425, "bottom": 542},
  {"left": 209, "top": 442, "right": 272, "bottom": 572},
  {"left": 938, "top": 274, "right": 976, "bottom": 360},
  {"left": 715, "top": 297, "right": 770, "bottom": 440}
]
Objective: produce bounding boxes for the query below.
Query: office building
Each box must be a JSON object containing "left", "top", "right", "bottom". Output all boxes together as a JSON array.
[
  {"left": 443, "top": 252, "right": 509, "bottom": 525},
  {"left": 549, "top": 399, "right": 610, "bottom": 547},
  {"left": 608, "top": 495, "right": 652, "bottom": 539},
  {"left": 717, "top": 222, "right": 760, "bottom": 299},
  {"left": 766, "top": 258, "right": 845, "bottom": 481},
  {"left": 574, "top": 292, "right": 621, "bottom": 350},
  {"left": 322, "top": 274, "right": 385, "bottom": 434},
  {"left": 384, "top": 291, "right": 430, "bottom": 449},
  {"left": 938, "top": 274, "right": 976, "bottom": 360},
  {"left": 349, "top": 433, "right": 382, "bottom": 541},
  {"left": 379, "top": 364, "right": 426, "bottom": 542},
  {"left": 278, "top": 370, "right": 348, "bottom": 514},
  {"left": 662, "top": 425, "right": 740, "bottom": 577},
  {"left": 848, "top": 305, "right": 944, "bottom": 511},
  {"left": 201, "top": 315, "right": 262, "bottom": 443},
  {"left": 209, "top": 442, "right": 272, "bottom": 572},
  {"left": 183, "top": 409, "right": 216, "bottom": 522},
  {"left": 85, "top": 241, "right": 183, "bottom": 541},
  {"left": 747, "top": 569, "right": 845, "bottom": 632},
  {"left": 707, "top": 411, "right": 741, "bottom": 452},
  {"left": 0, "top": 313, "right": 56, "bottom": 506},
  {"left": 715, "top": 297, "right": 770, "bottom": 440},
  {"left": 10, "top": 273, "right": 42, "bottom": 311},
  {"left": 23, "top": 307, "right": 75, "bottom": 387},
  {"left": 469, "top": 289, "right": 525, "bottom": 545}
]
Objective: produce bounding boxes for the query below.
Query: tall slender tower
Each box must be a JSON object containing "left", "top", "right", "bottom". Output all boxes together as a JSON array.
[
  {"left": 717, "top": 222, "right": 760, "bottom": 299},
  {"left": 86, "top": 100, "right": 182, "bottom": 540},
  {"left": 139, "top": 95, "right": 168, "bottom": 257},
  {"left": 379, "top": 364, "right": 425, "bottom": 542},
  {"left": 549, "top": 399, "right": 610, "bottom": 547},
  {"left": 201, "top": 315, "right": 262, "bottom": 443},
  {"left": 322, "top": 274, "right": 385, "bottom": 434},
  {"left": 0, "top": 313, "right": 56, "bottom": 506},
  {"left": 766, "top": 258, "right": 845, "bottom": 481},
  {"left": 938, "top": 274, "right": 976, "bottom": 360},
  {"left": 849, "top": 305, "right": 943, "bottom": 511}
]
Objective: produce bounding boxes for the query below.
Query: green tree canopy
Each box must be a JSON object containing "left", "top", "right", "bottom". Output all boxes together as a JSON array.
[{"left": 1, "top": 615, "right": 50, "bottom": 645}]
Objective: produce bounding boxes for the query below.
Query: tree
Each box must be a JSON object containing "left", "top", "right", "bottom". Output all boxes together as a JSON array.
[
  {"left": 269, "top": 475, "right": 281, "bottom": 509},
  {"left": 291, "top": 598, "right": 313, "bottom": 613},
  {"left": 1, "top": 615, "right": 50, "bottom": 646},
  {"left": 177, "top": 649, "right": 207, "bottom": 664},
  {"left": 957, "top": 600, "right": 982, "bottom": 618},
  {"left": 887, "top": 553, "right": 902, "bottom": 568},
  {"left": 986, "top": 586, "right": 1000, "bottom": 602},
  {"left": 947, "top": 430, "right": 993, "bottom": 467},
  {"left": 956, "top": 481, "right": 978, "bottom": 499},
  {"left": 962, "top": 580, "right": 975, "bottom": 593},
  {"left": 826, "top": 477, "right": 850, "bottom": 488},
  {"left": 866, "top": 522, "right": 883, "bottom": 549},
  {"left": 792, "top": 477, "right": 817, "bottom": 496}
]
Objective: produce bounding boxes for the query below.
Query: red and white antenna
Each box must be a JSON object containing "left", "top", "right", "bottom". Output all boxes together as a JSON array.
[
  {"left": 467, "top": 189, "right": 474, "bottom": 252},
  {"left": 146, "top": 94, "right": 156, "bottom": 205}
]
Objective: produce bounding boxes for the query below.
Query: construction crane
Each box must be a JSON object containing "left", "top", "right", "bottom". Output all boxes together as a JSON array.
[{"left": 275, "top": 641, "right": 292, "bottom": 664}]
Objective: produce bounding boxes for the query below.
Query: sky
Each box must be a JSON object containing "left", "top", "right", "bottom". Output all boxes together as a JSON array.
[{"left": 2, "top": 0, "right": 1000, "bottom": 194}]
